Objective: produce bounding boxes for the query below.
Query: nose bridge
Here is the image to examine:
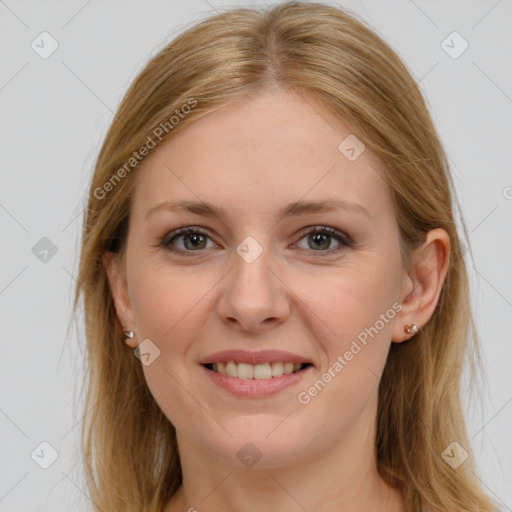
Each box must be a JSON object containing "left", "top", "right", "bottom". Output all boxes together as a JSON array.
[
  {"left": 217, "top": 236, "right": 290, "bottom": 330},
  {"left": 234, "top": 244, "right": 274, "bottom": 296},
  {"left": 231, "top": 239, "right": 277, "bottom": 306}
]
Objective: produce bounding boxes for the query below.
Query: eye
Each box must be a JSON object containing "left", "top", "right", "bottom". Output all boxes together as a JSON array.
[
  {"left": 160, "top": 225, "right": 352, "bottom": 257},
  {"left": 161, "top": 227, "right": 216, "bottom": 256},
  {"left": 293, "top": 226, "right": 351, "bottom": 254}
]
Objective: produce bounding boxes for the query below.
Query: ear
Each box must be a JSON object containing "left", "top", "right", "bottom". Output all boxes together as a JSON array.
[
  {"left": 392, "top": 228, "right": 451, "bottom": 343},
  {"left": 103, "top": 251, "right": 138, "bottom": 348}
]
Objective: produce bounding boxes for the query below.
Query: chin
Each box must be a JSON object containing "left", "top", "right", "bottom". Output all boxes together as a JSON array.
[{"left": 196, "top": 418, "right": 315, "bottom": 470}]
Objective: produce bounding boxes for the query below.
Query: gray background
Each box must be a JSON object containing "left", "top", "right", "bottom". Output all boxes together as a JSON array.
[{"left": 0, "top": 0, "right": 511, "bottom": 510}]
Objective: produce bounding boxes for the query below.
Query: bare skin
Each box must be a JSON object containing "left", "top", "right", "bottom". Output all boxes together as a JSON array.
[{"left": 105, "top": 87, "right": 450, "bottom": 512}]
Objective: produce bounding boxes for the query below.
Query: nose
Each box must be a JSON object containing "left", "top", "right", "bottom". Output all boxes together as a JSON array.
[{"left": 217, "top": 247, "right": 291, "bottom": 333}]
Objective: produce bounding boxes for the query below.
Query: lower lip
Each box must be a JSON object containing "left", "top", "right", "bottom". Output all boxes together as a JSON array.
[{"left": 201, "top": 365, "right": 312, "bottom": 398}]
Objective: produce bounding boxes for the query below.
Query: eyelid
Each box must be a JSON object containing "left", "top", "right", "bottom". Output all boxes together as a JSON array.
[
  {"left": 294, "top": 225, "right": 352, "bottom": 245},
  {"left": 161, "top": 226, "right": 215, "bottom": 244},
  {"left": 160, "top": 226, "right": 219, "bottom": 255},
  {"left": 290, "top": 226, "right": 352, "bottom": 256}
]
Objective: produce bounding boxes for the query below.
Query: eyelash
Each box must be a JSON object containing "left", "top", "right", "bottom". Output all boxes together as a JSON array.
[{"left": 159, "top": 225, "right": 352, "bottom": 257}]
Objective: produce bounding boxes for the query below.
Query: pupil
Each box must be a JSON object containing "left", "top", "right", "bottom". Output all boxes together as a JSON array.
[
  {"left": 310, "top": 233, "right": 330, "bottom": 250},
  {"left": 185, "top": 234, "right": 205, "bottom": 250}
]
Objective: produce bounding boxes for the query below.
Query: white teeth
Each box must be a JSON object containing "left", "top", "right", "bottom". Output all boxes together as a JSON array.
[
  {"left": 237, "top": 363, "right": 254, "bottom": 380},
  {"left": 271, "top": 362, "right": 283, "bottom": 377},
  {"left": 253, "top": 363, "right": 272, "bottom": 380},
  {"left": 212, "top": 361, "right": 307, "bottom": 379},
  {"left": 225, "top": 361, "right": 237, "bottom": 377}
]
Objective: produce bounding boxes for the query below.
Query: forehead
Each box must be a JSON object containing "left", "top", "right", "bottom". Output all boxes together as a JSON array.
[{"left": 132, "top": 88, "right": 391, "bottom": 220}]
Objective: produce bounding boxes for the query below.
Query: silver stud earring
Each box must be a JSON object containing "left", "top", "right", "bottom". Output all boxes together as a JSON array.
[{"left": 123, "top": 331, "right": 134, "bottom": 339}]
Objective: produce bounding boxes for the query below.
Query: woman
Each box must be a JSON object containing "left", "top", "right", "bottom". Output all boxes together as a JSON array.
[{"left": 74, "top": 2, "right": 500, "bottom": 511}]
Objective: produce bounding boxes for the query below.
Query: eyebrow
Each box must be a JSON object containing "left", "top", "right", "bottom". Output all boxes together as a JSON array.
[{"left": 144, "top": 198, "right": 371, "bottom": 221}]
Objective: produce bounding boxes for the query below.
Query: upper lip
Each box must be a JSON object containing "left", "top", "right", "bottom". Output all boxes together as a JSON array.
[{"left": 199, "top": 349, "right": 314, "bottom": 366}]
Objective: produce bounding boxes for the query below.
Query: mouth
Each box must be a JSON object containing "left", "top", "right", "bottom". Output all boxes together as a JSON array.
[
  {"left": 203, "top": 361, "right": 313, "bottom": 380},
  {"left": 199, "top": 349, "right": 314, "bottom": 397}
]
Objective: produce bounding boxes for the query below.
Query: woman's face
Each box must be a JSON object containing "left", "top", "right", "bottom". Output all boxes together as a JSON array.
[{"left": 108, "top": 87, "right": 413, "bottom": 469}]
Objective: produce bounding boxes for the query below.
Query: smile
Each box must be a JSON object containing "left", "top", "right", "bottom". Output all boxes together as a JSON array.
[
  {"left": 204, "top": 361, "right": 311, "bottom": 380},
  {"left": 199, "top": 349, "right": 314, "bottom": 397}
]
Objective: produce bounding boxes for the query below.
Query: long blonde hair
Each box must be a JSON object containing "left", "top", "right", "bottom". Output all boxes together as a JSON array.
[{"left": 73, "top": 2, "right": 500, "bottom": 511}]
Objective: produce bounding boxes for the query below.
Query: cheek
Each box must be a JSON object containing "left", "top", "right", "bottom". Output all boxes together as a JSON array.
[
  {"left": 128, "top": 265, "right": 213, "bottom": 429},
  {"left": 294, "top": 250, "right": 402, "bottom": 395},
  {"left": 130, "top": 262, "right": 209, "bottom": 345},
  {"left": 304, "top": 259, "right": 401, "bottom": 342},
  {"left": 289, "top": 265, "right": 401, "bottom": 444}
]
